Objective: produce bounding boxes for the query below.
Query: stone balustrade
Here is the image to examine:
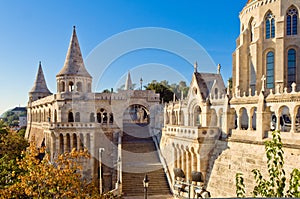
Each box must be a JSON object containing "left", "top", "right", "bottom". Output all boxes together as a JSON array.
[{"left": 163, "top": 125, "right": 220, "bottom": 140}]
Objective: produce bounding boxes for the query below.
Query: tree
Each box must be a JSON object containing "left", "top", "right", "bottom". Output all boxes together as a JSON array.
[
  {"left": 0, "top": 143, "right": 119, "bottom": 198},
  {"left": 236, "top": 130, "right": 300, "bottom": 197},
  {"left": 145, "top": 81, "right": 174, "bottom": 103},
  {"left": 0, "top": 128, "right": 28, "bottom": 188},
  {"left": 144, "top": 80, "right": 189, "bottom": 103}
]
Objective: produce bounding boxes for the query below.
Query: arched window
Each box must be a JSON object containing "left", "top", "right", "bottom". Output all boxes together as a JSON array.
[
  {"left": 48, "top": 109, "right": 51, "bottom": 122},
  {"left": 214, "top": 88, "right": 218, "bottom": 99},
  {"left": 68, "top": 81, "right": 74, "bottom": 92},
  {"left": 266, "top": 12, "right": 275, "bottom": 39},
  {"left": 68, "top": 111, "right": 74, "bottom": 122},
  {"left": 76, "top": 82, "right": 82, "bottom": 92},
  {"left": 287, "top": 7, "right": 298, "bottom": 35},
  {"left": 87, "top": 83, "right": 91, "bottom": 92},
  {"left": 73, "top": 134, "right": 77, "bottom": 150},
  {"left": 288, "top": 49, "right": 297, "bottom": 87},
  {"left": 75, "top": 112, "right": 80, "bottom": 122},
  {"left": 90, "top": 113, "right": 95, "bottom": 122},
  {"left": 61, "top": 81, "right": 65, "bottom": 92},
  {"left": 266, "top": 51, "right": 275, "bottom": 89},
  {"left": 59, "top": 134, "right": 64, "bottom": 154},
  {"left": 109, "top": 113, "right": 114, "bottom": 124},
  {"left": 54, "top": 110, "right": 57, "bottom": 123},
  {"left": 249, "top": 18, "right": 254, "bottom": 42}
]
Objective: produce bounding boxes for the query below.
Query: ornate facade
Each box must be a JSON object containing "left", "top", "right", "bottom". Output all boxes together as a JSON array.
[
  {"left": 160, "top": 0, "right": 300, "bottom": 197},
  {"left": 25, "top": 27, "right": 160, "bottom": 192}
]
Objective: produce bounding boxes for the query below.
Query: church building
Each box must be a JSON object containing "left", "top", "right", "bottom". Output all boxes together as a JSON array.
[
  {"left": 160, "top": 0, "right": 300, "bottom": 197},
  {"left": 25, "top": 26, "right": 160, "bottom": 192}
]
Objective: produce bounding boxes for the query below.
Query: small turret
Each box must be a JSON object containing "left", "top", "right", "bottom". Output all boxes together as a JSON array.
[
  {"left": 125, "top": 71, "right": 133, "bottom": 90},
  {"left": 29, "top": 62, "right": 52, "bottom": 101},
  {"left": 56, "top": 26, "right": 92, "bottom": 93}
]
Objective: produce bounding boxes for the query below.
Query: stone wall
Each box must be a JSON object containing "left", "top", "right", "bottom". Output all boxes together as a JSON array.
[{"left": 206, "top": 139, "right": 300, "bottom": 197}]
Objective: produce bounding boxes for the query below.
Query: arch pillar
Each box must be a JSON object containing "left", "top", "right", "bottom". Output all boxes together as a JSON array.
[
  {"left": 249, "top": 108, "right": 253, "bottom": 130},
  {"left": 181, "top": 147, "right": 186, "bottom": 174},
  {"left": 177, "top": 146, "right": 181, "bottom": 169},
  {"left": 186, "top": 148, "right": 192, "bottom": 181}
]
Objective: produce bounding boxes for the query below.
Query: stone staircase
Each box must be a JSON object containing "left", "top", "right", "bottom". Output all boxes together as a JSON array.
[{"left": 121, "top": 123, "right": 171, "bottom": 197}]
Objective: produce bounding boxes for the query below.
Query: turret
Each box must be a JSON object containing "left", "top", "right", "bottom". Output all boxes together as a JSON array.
[
  {"left": 56, "top": 26, "right": 92, "bottom": 94},
  {"left": 29, "top": 62, "right": 52, "bottom": 101},
  {"left": 124, "top": 71, "right": 133, "bottom": 90}
]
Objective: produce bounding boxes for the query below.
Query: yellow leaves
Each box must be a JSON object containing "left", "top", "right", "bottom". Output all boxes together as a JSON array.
[{"left": 0, "top": 141, "right": 100, "bottom": 198}]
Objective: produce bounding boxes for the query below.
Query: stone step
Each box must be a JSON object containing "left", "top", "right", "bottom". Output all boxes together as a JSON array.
[
  {"left": 122, "top": 142, "right": 156, "bottom": 153},
  {"left": 122, "top": 170, "right": 171, "bottom": 196},
  {"left": 121, "top": 123, "right": 171, "bottom": 196}
]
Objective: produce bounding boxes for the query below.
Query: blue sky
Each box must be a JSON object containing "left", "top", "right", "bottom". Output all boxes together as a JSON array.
[{"left": 0, "top": 0, "right": 246, "bottom": 114}]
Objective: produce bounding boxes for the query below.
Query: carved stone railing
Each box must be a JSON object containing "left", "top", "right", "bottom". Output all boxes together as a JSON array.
[{"left": 163, "top": 125, "right": 220, "bottom": 140}]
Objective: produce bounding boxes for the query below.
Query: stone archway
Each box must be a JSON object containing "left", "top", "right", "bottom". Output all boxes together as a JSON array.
[{"left": 123, "top": 104, "right": 150, "bottom": 125}]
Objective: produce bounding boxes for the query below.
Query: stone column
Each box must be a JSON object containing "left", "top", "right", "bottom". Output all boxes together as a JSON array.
[
  {"left": 177, "top": 147, "right": 181, "bottom": 169},
  {"left": 173, "top": 146, "right": 177, "bottom": 168},
  {"left": 181, "top": 148, "right": 186, "bottom": 174},
  {"left": 249, "top": 110, "right": 253, "bottom": 130},
  {"left": 186, "top": 149, "right": 191, "bottom": 181},
  {"left": 63, "top": 135, "right": 67, "bottom": 154},
  {"left": 191, "top": 150, "right": 197, "bottom": 172},
  {"left": 197, "top": 153, "right": 201, "bottom": 173},
  {"left": 70, "top": 134, "right": 74, "bottom": 150},
  {"left": 276, "top": 114, "right": 281, "bottom": 131},
  {"left": 290, "top": 113, "right": 296, "bottom": 133}
]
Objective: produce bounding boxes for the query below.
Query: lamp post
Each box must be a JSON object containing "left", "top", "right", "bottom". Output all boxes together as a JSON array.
[
  {"left": 99, "top": 148, "right": 105, "bottom": 194},
  {"left": 140, "top": 77, "right": 143, "bottom": 90},
  {"left": 143, "top": 174, "right": 149, "bottom": 199}
]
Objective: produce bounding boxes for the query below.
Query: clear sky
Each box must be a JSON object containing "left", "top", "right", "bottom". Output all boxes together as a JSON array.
[{"left": 0, "top": 0, "right": 246, "bottom": 115}]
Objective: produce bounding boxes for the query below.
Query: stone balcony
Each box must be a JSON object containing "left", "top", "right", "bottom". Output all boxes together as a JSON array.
[
  {"left": 230, "top": 129, "right": 300, "bottom": 147},
  {"left": 163, "top": 125, "right": 220, "bottom": 141}
]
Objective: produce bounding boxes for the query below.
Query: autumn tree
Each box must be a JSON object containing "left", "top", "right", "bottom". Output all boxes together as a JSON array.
[
  {"left": 0, "top": 128, "right": 28, "bottom": 188},
  {"left": 0, "top": 142, "right": 119, "bottom": 198}
]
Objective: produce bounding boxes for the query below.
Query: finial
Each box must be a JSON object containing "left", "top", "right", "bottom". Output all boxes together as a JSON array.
[
  {"left": 217, "top": 64, "right": 221, "bottom": 74},
  {"left": 73, "top": 25, "right": 76, "bottom": 30},
  {"left": 39, "top": 61, "right": 41, "bottom": 66},
  {"left": 227, "top": 80, "right": 230, "bottom": 95},
  {"left": 194, "top": 61, "right": 198, "bottom": 73}
]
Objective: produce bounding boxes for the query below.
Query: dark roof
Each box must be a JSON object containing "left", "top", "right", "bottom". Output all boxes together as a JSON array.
[
  {"left": 194, "top": 72, "right": 225, "bottom": 99},
  {"left": 57, "top": 27, "right": 91, "bottom": 78},
  {"left": 11, "top": 107, "right": 27, "bottom": 112}
]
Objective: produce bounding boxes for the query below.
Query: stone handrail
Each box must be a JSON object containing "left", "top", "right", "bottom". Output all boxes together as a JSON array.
[{"left": 150, "top": 127, "right": 175, "bottom": 195}]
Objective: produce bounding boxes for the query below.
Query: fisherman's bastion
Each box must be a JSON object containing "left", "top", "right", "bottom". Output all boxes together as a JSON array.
[{"left": 25, "top": 0, "right": 300, "bottom": 197}]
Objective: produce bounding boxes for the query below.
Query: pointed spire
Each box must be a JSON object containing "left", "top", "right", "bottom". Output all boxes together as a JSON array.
[
  {"left": 194, "top": 61, "right": 198, "bottom": 73},
  {"left": 125, "top": 71, "right": 133, "bottom": 90},
  {"left": 30, "top": 62, "right": 51, "bottom": 94},
  {"left": 57, "top": 26, "right": 91, "bottom": 78}
]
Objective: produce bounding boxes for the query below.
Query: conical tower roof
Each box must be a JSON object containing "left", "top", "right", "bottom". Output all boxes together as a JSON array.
[
  {"left": 57, "top": 26, "right": 91, "bottom": 78},
  {"left": 125, "top": 71, "right": 133, "bottom": 90},
  {"left": 30, "top": 62, "right": 52, "bottom": 94}
]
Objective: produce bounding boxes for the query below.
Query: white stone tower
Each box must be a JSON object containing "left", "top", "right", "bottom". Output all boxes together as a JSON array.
[
  {"left": 56, "top": 26, "right": 92, "bottom": 94},
  {"left": 29, "top": 62, "right": 52, "bottom": 101},
  {"left": 124, "top": 71, "right": 133, "bottom": 90}
]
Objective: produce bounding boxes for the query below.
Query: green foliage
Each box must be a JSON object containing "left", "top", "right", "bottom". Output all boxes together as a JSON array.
[
  {"left": 0, "top": 128, "right": 28, "bottom": 189},
  {"left": 1, "top": 108, "right": 27, "bottom": 127},
  {"left": 235, "top": 173, "right": 245, "bottom": 198},
  {"left": 287, "top": 168, "right": 300, "bottom": 197},
  {"left": 145, "top": 81, "right": 174, "bottom": 103},
  {"left": 0, "top": 132, "right": 120, "bottom": 199},
  {"left": 235, "top": 130, "right": 300, "bottom": 197},
  {"left": 145, "top": 80, "right": 189, "bottom": 103}
]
